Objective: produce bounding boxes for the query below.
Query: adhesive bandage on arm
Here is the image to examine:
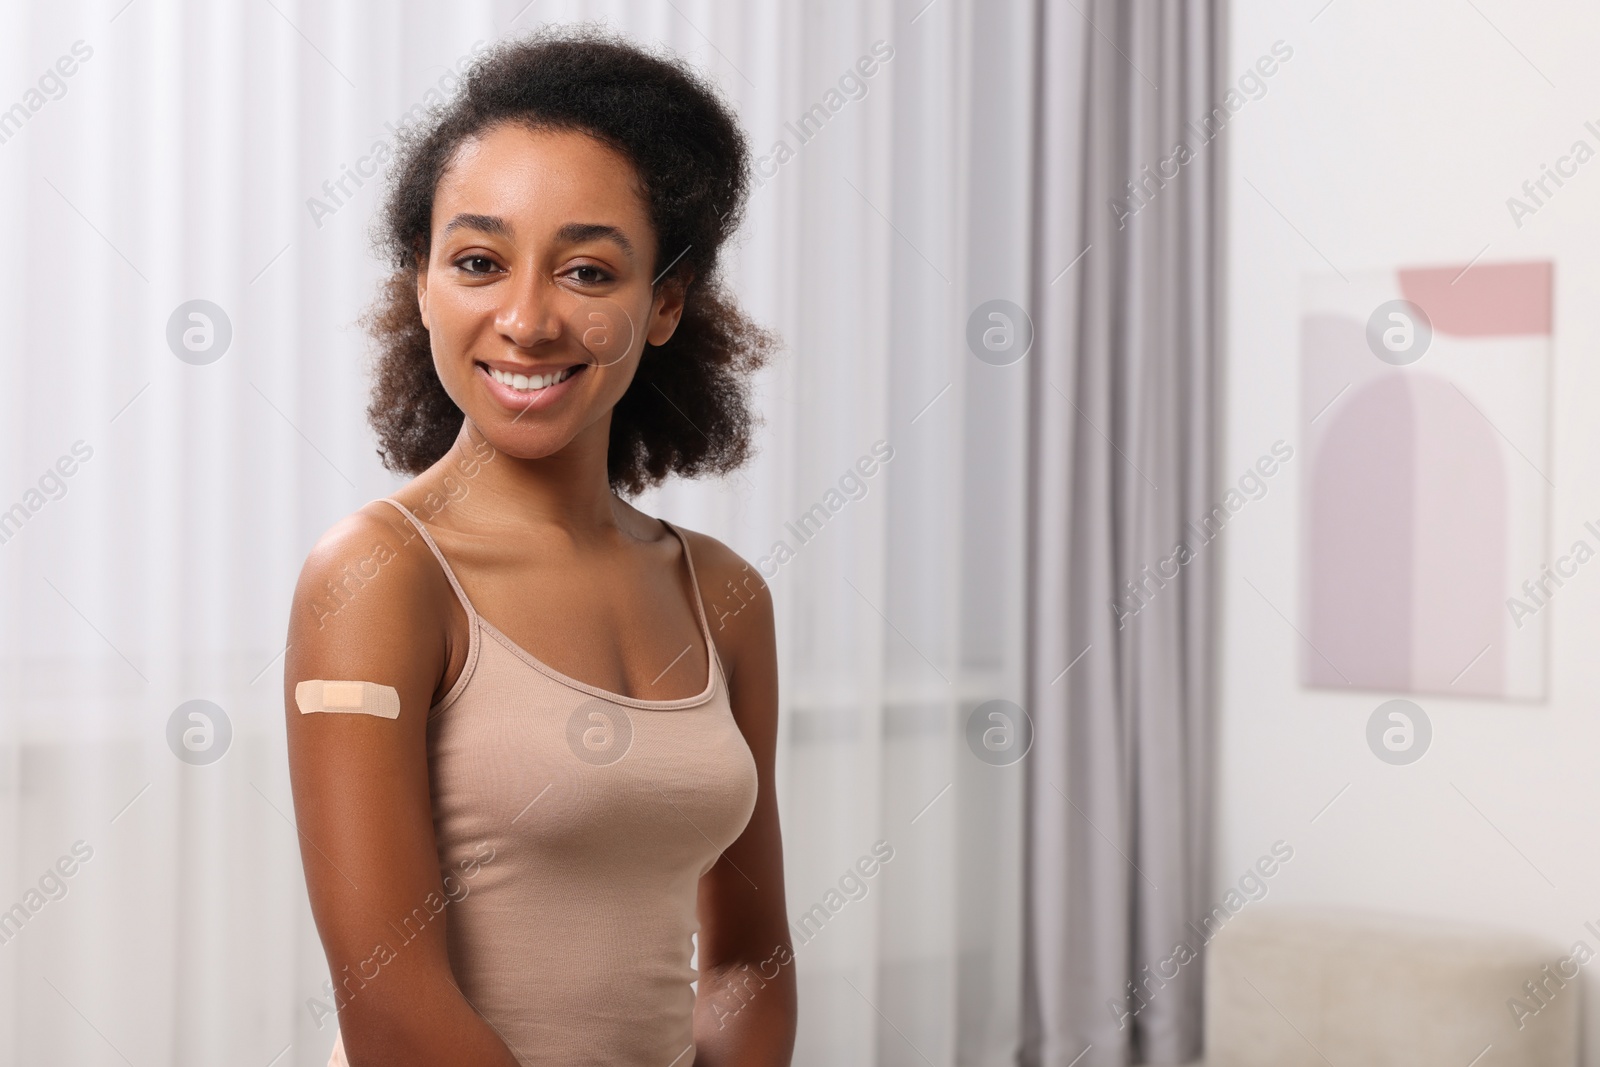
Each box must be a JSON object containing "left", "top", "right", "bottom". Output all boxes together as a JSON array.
[{"left": 295, "top": 679, "right": 401, "bottom": 719}]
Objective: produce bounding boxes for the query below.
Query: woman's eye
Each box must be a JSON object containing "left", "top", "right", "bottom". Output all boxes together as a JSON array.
[
  {"left": 455, "top": 255, "right": 499, "bottom": 275},
  {"left": 568, "top": 265, "right": 611, "bottom": 285}
]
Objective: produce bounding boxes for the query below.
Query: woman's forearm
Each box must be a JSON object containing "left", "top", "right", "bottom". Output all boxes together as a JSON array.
[
  {"left": 339, "top": 991, "right": 524, "bottom": 1067},
  {"left": 692, "top": 959, "right": 797, "bottom": 1065}
]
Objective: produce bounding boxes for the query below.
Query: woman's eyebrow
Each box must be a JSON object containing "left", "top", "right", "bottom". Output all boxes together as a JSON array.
[
  {"left": 441, "top": 213, "right": 513, "bottom": 241},
  {"left": 437, "top": 215, "right": 635, "bottom": 260},
  {"left": 555, "top": 222, "right": 634, "bottom": 260}
]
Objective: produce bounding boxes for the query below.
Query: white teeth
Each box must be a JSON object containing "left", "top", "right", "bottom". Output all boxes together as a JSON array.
[{"left": 489, "top": 365, "right": 577, "bottom": 392}]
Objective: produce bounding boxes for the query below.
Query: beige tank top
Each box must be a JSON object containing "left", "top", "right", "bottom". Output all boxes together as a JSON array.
[{"left": 326, "top": 497, "right": 759, "bottom": 1067}]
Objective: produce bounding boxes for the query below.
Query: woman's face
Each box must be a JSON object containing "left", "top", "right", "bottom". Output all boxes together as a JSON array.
[{"left": 417, "top": 123, "right": 684, "bottom": 464}]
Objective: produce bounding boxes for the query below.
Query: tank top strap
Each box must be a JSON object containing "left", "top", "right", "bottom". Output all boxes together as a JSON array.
[
  {"left": 374, "top": 497, "right": 479, "bottom": 623},
  {"left": 658, "top": 518, "right": 716, "bottom": 655}
]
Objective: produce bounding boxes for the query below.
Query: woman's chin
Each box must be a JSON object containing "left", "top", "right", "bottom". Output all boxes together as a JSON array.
[
  {"left": 463, "top": 413, "right": 603, "bottom": 464},
  {"left": 478, "top": 427, "right": 577, "bottom": 462}
]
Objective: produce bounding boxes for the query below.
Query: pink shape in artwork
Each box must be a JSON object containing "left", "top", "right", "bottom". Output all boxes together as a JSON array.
[
  {"left": 1406, "top": 373, "right": 1506, "bottom": 695},
  {"left": 1398, "top": 261, "right": 1552, "bottom": 337},
  {"left": 1306, "top": 374, "right": 1413, "bottom": 691},
  {"left": 1301, "top": 322, "right": 1515, "bottom": 695}
]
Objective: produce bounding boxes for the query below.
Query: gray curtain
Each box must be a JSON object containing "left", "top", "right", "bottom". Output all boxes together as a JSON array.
[{"left": 1021, "top": 2, "right": 1224, "bottom": 1065}]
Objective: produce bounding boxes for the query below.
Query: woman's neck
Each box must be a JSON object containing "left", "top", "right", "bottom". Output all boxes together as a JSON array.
[{"left": 426, "top": 418, "right": 632, "bottom": 542}]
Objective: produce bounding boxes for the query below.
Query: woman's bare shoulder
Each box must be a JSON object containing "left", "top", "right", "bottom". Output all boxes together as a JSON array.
[
  {"left": 655, "top": 519, "right": 773, "bottom": 655},
  {"left": 289, "top": 499, "right": 451, "bottom": 638}
]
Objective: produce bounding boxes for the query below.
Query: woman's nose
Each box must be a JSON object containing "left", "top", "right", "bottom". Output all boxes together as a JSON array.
[{"left": 495, "top": 271, "right": 564, "bottom": 349}]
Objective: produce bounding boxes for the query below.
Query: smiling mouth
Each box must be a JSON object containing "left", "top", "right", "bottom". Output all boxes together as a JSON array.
[{"left": 481, "top": 362, "right": 586, "bottom": 393}]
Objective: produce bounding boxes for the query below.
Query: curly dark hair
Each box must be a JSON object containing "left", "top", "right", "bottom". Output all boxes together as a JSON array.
[{"left": 363, "top": 25, "right": 777, "bottom": 495}]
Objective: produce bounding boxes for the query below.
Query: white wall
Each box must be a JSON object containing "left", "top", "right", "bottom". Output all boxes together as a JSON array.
[{"left": 1221, "top": 0, "right": 1600, "bottom": 1058}]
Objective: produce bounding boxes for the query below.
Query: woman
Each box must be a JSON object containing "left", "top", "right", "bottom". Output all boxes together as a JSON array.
[{"left": 283, "top": 28, "right": 796, "bottom": 1066}]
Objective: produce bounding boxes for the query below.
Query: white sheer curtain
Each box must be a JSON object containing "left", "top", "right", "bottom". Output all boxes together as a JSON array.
[{"left": 0, "top": 1, "right": 1032, "bottom": 1064}]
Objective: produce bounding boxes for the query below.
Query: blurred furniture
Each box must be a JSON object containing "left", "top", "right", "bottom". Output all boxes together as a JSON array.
[{"left": 1188, "top": 906, "right": 1578, "bottom": 1066}]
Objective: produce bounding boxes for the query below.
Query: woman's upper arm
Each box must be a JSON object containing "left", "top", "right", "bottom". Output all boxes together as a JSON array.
[
  {"left": 283, "top": 505, "right": 511, "bottom": 1063},
  {"left": 689, "top": 537, "right": 792, "bottom": 969}
]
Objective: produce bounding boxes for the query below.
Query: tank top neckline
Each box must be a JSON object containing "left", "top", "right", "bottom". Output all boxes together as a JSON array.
[{"left": 373, "top": 496, "right": 722, "bottom": 712}]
